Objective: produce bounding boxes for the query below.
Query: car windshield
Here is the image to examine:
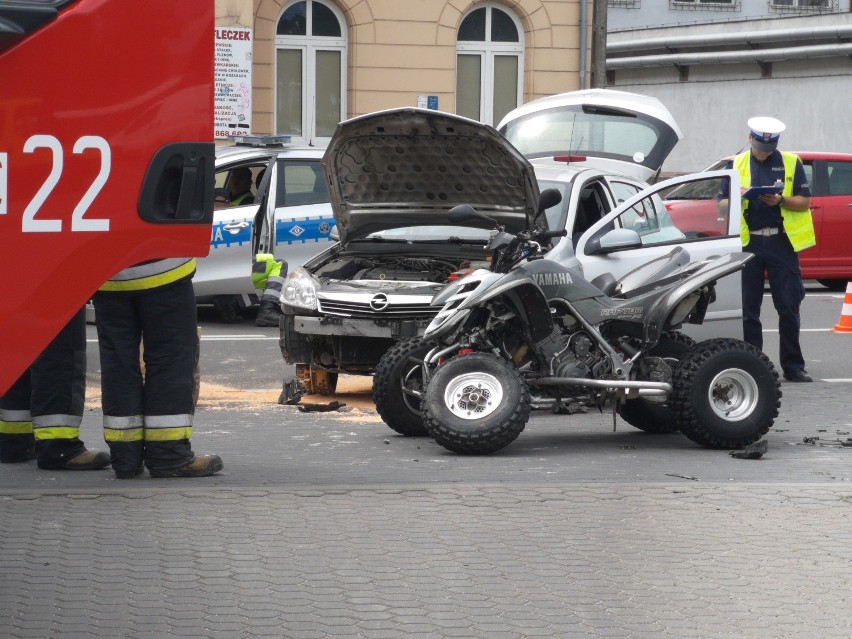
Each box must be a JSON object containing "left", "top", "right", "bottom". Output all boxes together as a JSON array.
[{"left": 364, "top": 226, "right": 491, "bottom": 242}]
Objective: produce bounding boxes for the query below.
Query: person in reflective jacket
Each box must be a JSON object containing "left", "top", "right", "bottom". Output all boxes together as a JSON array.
[
  {"left": 723, "top": 116, "right": 815, "bottom": 383},
  {"left": 93, "top": 258, "right": 223, "bottom": 478},
  {"left": 0, "top": 308, "right": 110, "bottom": 470}
]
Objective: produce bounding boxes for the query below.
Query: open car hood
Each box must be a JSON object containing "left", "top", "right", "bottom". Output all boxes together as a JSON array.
[
  {"left": 322, "top": 108, "right": 545, "bottom": 244},
  {"left": 497, "top": 89, "right": 682, "bottom": 181}
]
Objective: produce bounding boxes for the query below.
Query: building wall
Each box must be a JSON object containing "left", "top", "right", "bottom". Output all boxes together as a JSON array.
[
  {"left": 608, "top": 0, "right": 851, "bottom": 33},
  {"left": 607, "top": 11, "right": 852, "bottom": 173},
  {"left": 216, "top": 0, "right": 590, "bottom": 136}
]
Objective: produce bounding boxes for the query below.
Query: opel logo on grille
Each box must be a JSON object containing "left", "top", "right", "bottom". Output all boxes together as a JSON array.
[{"left": 370, "top": 293, "right": 390, "bottom": 311}]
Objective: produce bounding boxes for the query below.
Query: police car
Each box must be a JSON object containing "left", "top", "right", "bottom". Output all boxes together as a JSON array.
[{"left": 194, "top": 136, "right": 334, "bottom": 320}]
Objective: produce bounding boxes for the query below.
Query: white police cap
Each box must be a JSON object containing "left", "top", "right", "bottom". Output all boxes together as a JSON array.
[{"left": 747, "top": 116, "right": 786, "bottom": 152}]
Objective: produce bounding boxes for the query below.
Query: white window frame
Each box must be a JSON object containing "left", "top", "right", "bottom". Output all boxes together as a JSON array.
[
  {"left": 456, "top": 3, "right": 524, "bottom": 127},
  {"left": 275, "top": 0, "right": 347, "bottom": 147}
]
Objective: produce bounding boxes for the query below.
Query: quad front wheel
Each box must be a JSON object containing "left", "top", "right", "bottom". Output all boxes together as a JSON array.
[
  {"left": 672, "top": 338, "right": 781, "bottom": 449},
  {"left": 372, "top": 337, "right": 432, "bottom": 436},
  {"left": 422, "top": 352, "right": 531, "bottom": 454},
  {"left": 618, "top": 331, "right": 695, "bottom": 434}
]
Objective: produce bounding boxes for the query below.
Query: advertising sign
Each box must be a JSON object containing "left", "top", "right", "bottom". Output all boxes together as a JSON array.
[{"left": 215, "top": 27, "right": 253, "bottom": 139}]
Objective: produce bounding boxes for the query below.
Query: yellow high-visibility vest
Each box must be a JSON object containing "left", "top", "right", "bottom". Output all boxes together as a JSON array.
[{"left": 735, "top": 151, "right": 816, "bottom": 252}]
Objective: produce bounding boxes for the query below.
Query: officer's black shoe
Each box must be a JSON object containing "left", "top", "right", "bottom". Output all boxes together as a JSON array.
[
  {"left": 213, "top": 296, "right": 243, "bottom": 324},
  {"left": 783, "top": 370, "right": 813, "bottom": 383},
  {"left": 148, "top": 454, "right": 223, "bottom": 478},
  {"left": 255, "top": 301, "right": 281, "bottom": 327},
  {"left": 38, "top": 449, "right": 111, "bottom": 470}
]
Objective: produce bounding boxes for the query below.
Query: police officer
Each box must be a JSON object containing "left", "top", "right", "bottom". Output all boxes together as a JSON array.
[
  {"left": 728, "top": 116, "right": 815, "bottom": 383},
  {"left": 252, "top": 253, "right": 287, "bottom": 327},
  {"left": 93, "top": 258, "right": 223, "bottom": 478},
  {"left": 227, "top": 166, "right": 254, "bottom": 206},
  {"left": 0, "top": 308, "right": 110, "bottom": 469}
]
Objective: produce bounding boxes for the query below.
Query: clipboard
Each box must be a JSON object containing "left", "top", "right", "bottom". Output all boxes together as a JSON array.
[{"left": 743, "top": 185, "right": 782, "bottom": 201}]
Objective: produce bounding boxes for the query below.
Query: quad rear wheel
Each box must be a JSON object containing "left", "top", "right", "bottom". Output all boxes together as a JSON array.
[
  {"left": 618, "top": 331, "right": 695, "bottom": 434},
  {"left": 672, "top": 338, "right": 781, "bottom": 449}
]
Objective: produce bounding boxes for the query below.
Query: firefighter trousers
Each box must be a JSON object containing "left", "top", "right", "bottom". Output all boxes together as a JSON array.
[
  {"left": 93, "top": 277, "right": 198, "bottom": 473},
  {"left": 0, "top": 308, "right": 87, "bottom": 464}
]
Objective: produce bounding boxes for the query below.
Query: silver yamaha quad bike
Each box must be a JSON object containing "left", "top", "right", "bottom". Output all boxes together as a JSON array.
[{"left": 373, "top": 198, "right": 781, "bottom": 454}]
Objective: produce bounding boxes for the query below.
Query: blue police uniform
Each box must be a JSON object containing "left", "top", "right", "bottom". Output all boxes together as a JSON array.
[{"left": 723, "top": 120, "right": 812, "bottom": 381}]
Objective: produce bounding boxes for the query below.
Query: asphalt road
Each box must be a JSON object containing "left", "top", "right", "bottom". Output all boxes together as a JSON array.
[{"left": 2, "top": 281, "right": 850, "bottom": 638}]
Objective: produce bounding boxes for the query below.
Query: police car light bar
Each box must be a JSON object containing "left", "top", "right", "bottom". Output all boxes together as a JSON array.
[{"left": 231, "top": 135, "right": 292, "bottom": 148}]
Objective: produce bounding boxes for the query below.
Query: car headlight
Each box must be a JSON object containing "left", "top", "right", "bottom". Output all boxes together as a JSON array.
[{"left": 282, "top": 267, "right": 318, "bottom": 311}]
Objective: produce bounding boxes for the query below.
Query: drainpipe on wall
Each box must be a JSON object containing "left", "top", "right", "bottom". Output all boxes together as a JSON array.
[
  {"left": 591, "top": 0, "right": 608, "bottom": 88},
  {"left": 579, "top": 0, "right": 588, "bottom": 90}
]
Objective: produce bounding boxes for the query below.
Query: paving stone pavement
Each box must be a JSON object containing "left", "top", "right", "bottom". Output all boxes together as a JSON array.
[{"left": 2, "top": 383, "right": 851, "bottom": 638}]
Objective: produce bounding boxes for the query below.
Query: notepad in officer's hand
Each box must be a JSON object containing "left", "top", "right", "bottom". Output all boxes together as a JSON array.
[{"left": 743, "top": 185, "right": 782, "bottom": 201}]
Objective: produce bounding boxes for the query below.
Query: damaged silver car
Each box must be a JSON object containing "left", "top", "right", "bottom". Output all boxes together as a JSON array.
[{"left": 278, "top": 108, "right": 551, "bottom": 394}]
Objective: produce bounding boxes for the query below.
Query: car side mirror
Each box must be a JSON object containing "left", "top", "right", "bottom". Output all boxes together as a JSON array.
[
  {"left": 585, "top": 228, "right": 642, "bottom": 255},
  {"left": 537, "top": 188, "right": 562, "bottom": 213}
]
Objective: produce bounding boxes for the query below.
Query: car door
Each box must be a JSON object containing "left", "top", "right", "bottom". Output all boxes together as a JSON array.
[
  {"left": 574, "top": 169, "right": 744, "bottom": 339},
  {"left": 813, "top": 159, "right": 852, "bottom": 280},
  {"left": 266, "top": 157, "right": 336, "bottom": 271},
  {"left": 193, "top": 155, "right": 276, "bottom": 301},
  {"left": 0, "top": 0, "right": 214, "bottom": 393}
]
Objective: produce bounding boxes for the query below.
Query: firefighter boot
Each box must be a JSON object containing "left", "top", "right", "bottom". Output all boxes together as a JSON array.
[
  {"left": 148, "top": 454, "right": 224, "bottom": 478},
  {"left": 38, "top": 448, "right": 111, "bottom": 471},
  {"left": 255, "top": 300, "right": 282, "bottom": 327},
  {"left": 0, "top": 437, "right": 36, "bottom": 463}
]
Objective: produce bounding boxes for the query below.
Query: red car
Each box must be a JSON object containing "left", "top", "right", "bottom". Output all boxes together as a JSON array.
[{"left": 663, "top": 153, "right": 852, "bottom": 291}]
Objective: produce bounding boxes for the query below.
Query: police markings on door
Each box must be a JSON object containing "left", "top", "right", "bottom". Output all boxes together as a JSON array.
[{"left": 4, "top": 134, "right": 111, "bottom": 233}]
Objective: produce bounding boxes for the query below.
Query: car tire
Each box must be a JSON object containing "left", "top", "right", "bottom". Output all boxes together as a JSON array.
[
  {"left": 816, "top": 279, "right": 848, "bottom": 292},
  {"left": 296, "top": 364, "right": 338, "bottom": 396},
  {"left": 618, "top": 331, "right": 695, "bottom": 434}
]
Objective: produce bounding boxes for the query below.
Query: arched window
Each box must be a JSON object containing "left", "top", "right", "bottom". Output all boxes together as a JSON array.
[
  {"left": 456, "top": 4, "right": 524, "bottom": 126},
  {"left": 276, "top": 0, "right": 347, "bottom": 145}
]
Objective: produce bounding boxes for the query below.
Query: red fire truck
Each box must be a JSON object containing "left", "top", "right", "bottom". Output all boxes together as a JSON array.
[{"left": 0, "top": 0, "right": 215, "bottom": 393}]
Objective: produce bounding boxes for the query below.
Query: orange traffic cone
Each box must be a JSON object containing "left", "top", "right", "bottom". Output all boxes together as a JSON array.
[{"left": 833, "top": 282, "right": 852, "bottom": 333}]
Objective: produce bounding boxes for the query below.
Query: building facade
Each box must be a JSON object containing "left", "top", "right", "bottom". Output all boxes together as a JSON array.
[
  {"left": 216, "top": 0, "right": 593, "bottom": 146},
  {"left": 606, "top": 0, "right": 852, "bottom": 173}
]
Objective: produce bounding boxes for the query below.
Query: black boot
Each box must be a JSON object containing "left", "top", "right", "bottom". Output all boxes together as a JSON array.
[
  {"left": 255, "top": 300, "right": 282, "bottom": 327},
  {"left": 213, "top": 296, "right": 243, "bottom": 324}
]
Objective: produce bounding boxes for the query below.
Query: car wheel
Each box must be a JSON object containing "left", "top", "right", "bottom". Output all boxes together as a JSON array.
[
  {"left": 672, "top": 338, "right": 781, "bottom": 449},
  {"left": 816, "top": 279, "right": 848, "bottom": 292},
  {"left": 296, "top": 364, "right": 338, "bottom": 396}
]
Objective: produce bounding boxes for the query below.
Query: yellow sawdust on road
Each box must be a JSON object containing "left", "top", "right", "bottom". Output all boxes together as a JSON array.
[{"left": 85, "top": 375, "right": 380, "bottom": 417}]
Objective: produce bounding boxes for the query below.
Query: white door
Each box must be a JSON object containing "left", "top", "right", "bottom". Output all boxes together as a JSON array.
[{"left": 575, "top": 169, "right": 744, "bottom": 339}]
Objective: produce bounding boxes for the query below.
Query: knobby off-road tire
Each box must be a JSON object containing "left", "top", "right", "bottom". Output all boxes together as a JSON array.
[
  {"left": 423, "top": 352, "right": 531, "bottom": 455},
  {"left": 618, "top": 331, "right": 695, "bottom": 434},
  {"left": 672, "top": 338, "right": 781, "bottom": 449},
  {"left": 372, "top": 337, "right": 431, "bottom": 436},
  {"left": 295, "top": 364, "right": 338, "bottom": 396}
]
